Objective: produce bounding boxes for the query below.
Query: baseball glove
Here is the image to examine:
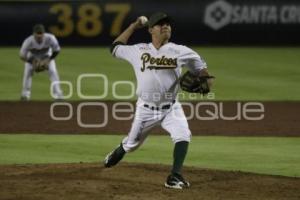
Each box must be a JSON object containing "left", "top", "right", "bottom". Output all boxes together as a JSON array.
[
  {"left": 32, "top": 57, "right": 50, "bottom": 73},
  {"left": 180, "top": 71, "right": 215, "bottom": 94}
]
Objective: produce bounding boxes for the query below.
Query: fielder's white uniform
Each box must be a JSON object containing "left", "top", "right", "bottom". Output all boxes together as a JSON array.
[
  {"left": 20, "top": 33, "right": 63, "bottom": 99},
  {"left": 112, "top": 42, "right": 207, "bottom": 152}
]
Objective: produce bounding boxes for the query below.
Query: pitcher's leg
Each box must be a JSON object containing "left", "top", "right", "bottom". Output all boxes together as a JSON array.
[
  {"left": 122, "top": 119, "right": 156, "bottom": 152},
  {"left": 103, "top": 143, "right": 126, "bottom": 168},
  {"left": 48, "top": 60, "right": 63, "bottom": 99},
  {"left": 104, "top": 106, "right": 161, "bottom": 168},
  {"left": 161, "top": 104, "right": 191, "bottom": 144},
  {"left": 21, "top": 63, "right": 34, "bottom": 100},
  {"left": 172, "top": 141, "right": 189, "bottom": 175},
  {"left": 104, "top": 119, "right": 158, "bottom": 168},
  {"left": 162, "top": 103, "right": 191, "bottom": 189}
]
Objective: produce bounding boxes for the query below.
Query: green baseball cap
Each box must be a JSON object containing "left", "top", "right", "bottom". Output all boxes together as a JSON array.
[
  {"left": 148, "top": 12, "right": 171, "bottom": 27},
  {"left": 33, "top": 24, "right": 45, "bottom": 34}
]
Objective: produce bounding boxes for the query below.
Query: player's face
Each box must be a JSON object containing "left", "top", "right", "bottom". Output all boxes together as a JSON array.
[
  {"left": 150, "top": 20, "right": 172, "bottom": 41},
  {"left": 34, "top": 33, "right": 44, "bottom": 44}
]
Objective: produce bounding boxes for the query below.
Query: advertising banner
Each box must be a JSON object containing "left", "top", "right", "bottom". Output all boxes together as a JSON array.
[{"left": 0, "top": 0, "right": 300, "bottom": 45}]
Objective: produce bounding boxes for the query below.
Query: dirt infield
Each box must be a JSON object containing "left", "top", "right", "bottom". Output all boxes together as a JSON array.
[
  {"left": 1, "top": 101, "right": 300, "bottom": 199},
  {"left": 0, "top": 163, "right": 299, "bottom": 200},
  {"left": 0, "top": 101, "right": 299, "bottom": 136}
]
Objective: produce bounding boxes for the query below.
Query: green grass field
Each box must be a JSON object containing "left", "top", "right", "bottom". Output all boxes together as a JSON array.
[
  {"left": 0, "top": 134, "right": 299, "bottom": 177},
  {"left": 0, "top": 47, "right": 299, "bottom": 101},
  {"left": 1, "top": 47, "right": 299, "bottom": 179}
]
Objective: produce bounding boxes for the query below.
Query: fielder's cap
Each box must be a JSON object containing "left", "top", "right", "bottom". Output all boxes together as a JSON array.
[
  {"left": 148, "top": 12, "right": 171, "bottom": 27},
  {"left": 33, "top": 24, "right": 45, "bottom": 34}
]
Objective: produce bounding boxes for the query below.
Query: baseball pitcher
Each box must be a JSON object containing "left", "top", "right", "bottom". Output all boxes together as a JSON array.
[
  {"left": 104, "top": 12, "right": 214, "bottom": 189},
  {"left": 19, "top": 24, "right": 63, "bottom": 100}
]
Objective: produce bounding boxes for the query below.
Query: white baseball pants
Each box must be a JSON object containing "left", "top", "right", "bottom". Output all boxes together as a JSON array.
[
  {"left": 122, "top": 99, "right": 191, "bottom": 152},
  {"left": 21, "top": 60, "right": 63, "bottom": 99}
]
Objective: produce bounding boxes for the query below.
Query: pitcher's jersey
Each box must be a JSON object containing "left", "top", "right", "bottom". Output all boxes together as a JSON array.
[
  {"left": 112, "top": 42, "right": 207, "bottom": 104},
  {"left": 20, "top": 33, "right": 60, "bottom": 60}
]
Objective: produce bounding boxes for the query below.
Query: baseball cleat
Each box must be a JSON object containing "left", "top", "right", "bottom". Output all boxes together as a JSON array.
[
  {"left": 164, "top": 173, "right": 190, "bottom": 189},
  {"left": 103, "top": 144, "right": 126, "bottom": 168},
  {"left": 103, "top": 151, "right": 114, "bottom": 167}
]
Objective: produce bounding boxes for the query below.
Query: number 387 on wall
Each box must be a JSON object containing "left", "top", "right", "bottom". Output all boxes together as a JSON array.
[{"left": 48, "top": 3, "right": 131, "bottom": 37}]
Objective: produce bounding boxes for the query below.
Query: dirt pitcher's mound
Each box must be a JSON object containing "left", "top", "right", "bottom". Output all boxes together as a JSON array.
[{"left": 0, "top": 163, "right": 299, "bottom": 200}]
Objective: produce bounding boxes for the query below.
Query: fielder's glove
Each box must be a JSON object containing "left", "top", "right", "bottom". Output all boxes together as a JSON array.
[
  {"left": 180, "top": 71, "right": 215, "bottom": 94},
  {"left": 32, "top": 57, "right": 50, "bottom": 73}
]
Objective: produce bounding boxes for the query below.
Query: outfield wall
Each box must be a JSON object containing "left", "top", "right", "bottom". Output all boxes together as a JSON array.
[{"left": 1, "top": 0, "right": 300, "bottom": 46}]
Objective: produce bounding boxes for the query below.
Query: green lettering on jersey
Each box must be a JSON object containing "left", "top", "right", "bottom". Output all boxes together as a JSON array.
[{"left": 140, "top": 53, "right": 177, "bottom": 71}]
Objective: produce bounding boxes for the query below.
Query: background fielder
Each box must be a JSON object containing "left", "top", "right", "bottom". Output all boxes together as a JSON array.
[
  {"left": 19, "top": 24, "right": 63, "bottom": 100},
  {"left": 104, "top": 12, "right": 213, "bottom": 189}
]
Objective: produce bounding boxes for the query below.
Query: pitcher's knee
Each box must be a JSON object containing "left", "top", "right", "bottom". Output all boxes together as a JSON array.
[{"left": 171, "top": 130, "right": 191, "bottom": 144}]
